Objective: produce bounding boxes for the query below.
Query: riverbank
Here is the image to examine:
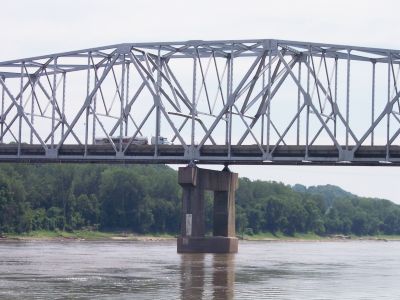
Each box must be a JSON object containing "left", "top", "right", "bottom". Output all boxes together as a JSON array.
[
  {"left": 239, "top": 232, "right": 400, "bottom": 242},
  {"left": 0, "top": 230, "right": 176, "bottom": 241},
  {"left": 1, "top": 230, "right": 400, "bottom": 242}
]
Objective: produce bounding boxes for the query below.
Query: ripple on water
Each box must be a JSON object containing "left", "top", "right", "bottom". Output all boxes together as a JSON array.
[{"left": 0, "top": 240, "right": 400, "bottom": 299}]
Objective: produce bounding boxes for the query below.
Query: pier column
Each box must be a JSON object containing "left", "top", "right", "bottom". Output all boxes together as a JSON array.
[{"left": 177, "top": 166, "right": 238, "bottom": 253}]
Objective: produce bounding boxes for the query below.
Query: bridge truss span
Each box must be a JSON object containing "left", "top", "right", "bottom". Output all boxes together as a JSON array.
[{"left": 0, "top": 39, "right": 400, "bottom": 165}]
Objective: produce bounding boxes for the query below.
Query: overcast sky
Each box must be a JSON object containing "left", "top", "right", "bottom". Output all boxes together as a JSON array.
[{"left": 1, "top": 0, "right": 400, "bottom": 202}]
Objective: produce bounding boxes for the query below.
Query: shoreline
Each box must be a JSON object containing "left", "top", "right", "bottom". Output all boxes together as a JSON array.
[
  {"left": 1, "top": 231, "right": 400, "bottom": 242},
  {"left": 0, "top": 231, "right": 176, "bottom": 242},
  {"left": 239, "top": 233, "right": 400, "bottom": 242}
]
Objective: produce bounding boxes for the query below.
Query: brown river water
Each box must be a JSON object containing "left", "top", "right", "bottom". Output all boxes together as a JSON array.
[{"left": 0, "top": 240, "right": 399, "bottom": 299}]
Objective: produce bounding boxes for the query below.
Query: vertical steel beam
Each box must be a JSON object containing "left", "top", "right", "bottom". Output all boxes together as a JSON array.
[
  {"left": 334, "top": 57, "right": 338, "bottom": 138},
  {"left": 155, "top": 48, "right": 162, "bottom": 157},
  {"left": 91, "top": 72, "right": 97, "bottom": 145},
  {"left": 266, "top": 45, "right": 272, "bottom": 154},
  {"left": 119, "top": 55, "right": 126, "bottom": 152},
  {"left": 0, "top": 76, "right": 4, "bottom": 143},
  {"left": 296, "top": 59, "right": 301, "bottom": 145},
  {"left": 261, "top": 60, "right": 265, "bottom": 146},
  {"left": 227, "top": 51, "right": 233, "bottom": 157},
  {"left": 84, "top": 53, "right": 91, "bottom": 155},
  {"left": 18, "top": 64, "right": 24, "bottom": 156},
  {"left": 61, "top": 72, "right": 66, "bottom": 138},
  {"left": 191, "top": 55, "right": 197, "bottom": 153},
  {"left": 387, "top": 53, "right": 391, "bottom": 160},
  {"left": 346, "top": 50, "right": 351, "bottom": 150},
  {"left": 51, "top": 58, "right": 57, "bottom": 148},
  {"left": 125, "top": 62, "right": 130, "bottom": 137},
  {"left": 305, "top": 47, "right": 311, "bottom": 159},
  {"left": 30, "top": 76, "right": 35, "bottom": 144},
  {"left": 371, "top": 61, "right": 376, "bottom": 146},
  {"left": 225, "top": 55, "right": 232, "bottom": 147}
]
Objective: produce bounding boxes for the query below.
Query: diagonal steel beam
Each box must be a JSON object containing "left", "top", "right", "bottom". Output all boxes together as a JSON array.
[
  {"left": 277, "top": 51, "right": 342, "bottom": 151},
  {"left": 0, "top": 77, "right": 48, "bottom": 149},
  {"left": 237, "top": 56, "right": 298, "bottom": 145},
  {"left": 56, "top": 53, "right": 118, "bottom": 149},
  {"left": 197, "top": 52, "right": 265, "bottom": 149},
  {"left": 303, "top": 59, "right": 360, "bottom": 145}
]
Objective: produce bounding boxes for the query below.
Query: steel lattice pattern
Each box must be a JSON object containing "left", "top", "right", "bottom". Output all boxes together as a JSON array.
[{"left": 0, "top": 39, "right": 399, "bottom": 165}]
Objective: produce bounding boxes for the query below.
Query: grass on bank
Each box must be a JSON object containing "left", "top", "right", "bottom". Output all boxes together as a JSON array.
[
  {"left": 5, "top": 230, "right": 116, "bottom": 240},
  {"left": 239, "top": 232, "right": 326, "bottom": 241},
  {"left": 3, "top": 230, "right": 175, "bottom": 240},
  {"left": 240, "top": 231, "right": 400, "bottom": 241}
]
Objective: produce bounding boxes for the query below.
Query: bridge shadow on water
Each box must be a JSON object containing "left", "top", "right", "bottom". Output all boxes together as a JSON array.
[{"left": 180, "top": 253, "right": 235, "bottom": 300}]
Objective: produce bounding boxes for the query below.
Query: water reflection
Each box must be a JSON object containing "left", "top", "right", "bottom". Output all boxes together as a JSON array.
[
  {"left": 180, "top": 253, "right": 235, "bottom": 300},
  {"left": 212, "top": 254, "right": 235, "bottom": 300}
]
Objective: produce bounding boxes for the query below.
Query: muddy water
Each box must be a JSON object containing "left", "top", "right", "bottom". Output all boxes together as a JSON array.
[{"left": 0, "top": 240, "right": 399, "bottom": 299}]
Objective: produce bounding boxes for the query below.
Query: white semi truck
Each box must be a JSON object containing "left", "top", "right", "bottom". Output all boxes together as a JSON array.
[
  {"left": 94, "top": 136, "right": 171, "bottom": 145},
  {"left": 94, "top": 136, "right": 148, "bottom": 145},
  {"left": 150, "top": 136, "right": 171, "bottom": 145}
]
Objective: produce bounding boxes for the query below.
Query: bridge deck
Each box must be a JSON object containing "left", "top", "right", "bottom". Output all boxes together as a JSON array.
[{"left": 0, "top": 144, "right": 398, "bottom": 166}]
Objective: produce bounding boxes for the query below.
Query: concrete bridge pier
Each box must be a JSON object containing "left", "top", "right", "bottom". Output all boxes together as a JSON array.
[{"left": 177, "top": 166, "right": 238, "bottom": 253}]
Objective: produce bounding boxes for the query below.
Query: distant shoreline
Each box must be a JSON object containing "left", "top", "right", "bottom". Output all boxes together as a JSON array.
[
  {"left": 0, "top": 230, "right": 175, "bottom": 242},
  {"left": 1, "top": 231, "right": 400, "bottom": 242},
  {"left": 237, "top": 232, "right": 400, "bottom": 242}
]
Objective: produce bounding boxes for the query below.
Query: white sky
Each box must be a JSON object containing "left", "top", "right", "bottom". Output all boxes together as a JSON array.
[{"left": 1, "top": 0, "right": 400, "bottom": 202}]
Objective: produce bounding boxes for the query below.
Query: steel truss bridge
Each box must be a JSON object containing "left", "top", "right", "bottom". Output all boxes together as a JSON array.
[{"left": 1, "top": 39, "right": 400, "bottom": 165}]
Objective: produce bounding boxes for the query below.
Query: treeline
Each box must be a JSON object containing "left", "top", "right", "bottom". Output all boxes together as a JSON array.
[
  {"left": 236, "top": 180, "right": 400, "bottom": 236},
  {"left": 0, "top": 164, "right": 181, "bottom": 234},
  {"left": 0, "top": 164, "right": 400, "bottom": 236}
]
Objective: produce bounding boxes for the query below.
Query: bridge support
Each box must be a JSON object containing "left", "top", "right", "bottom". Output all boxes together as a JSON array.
[{"left": 177, "top": 166, "right": 238, "bottom": 253}]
